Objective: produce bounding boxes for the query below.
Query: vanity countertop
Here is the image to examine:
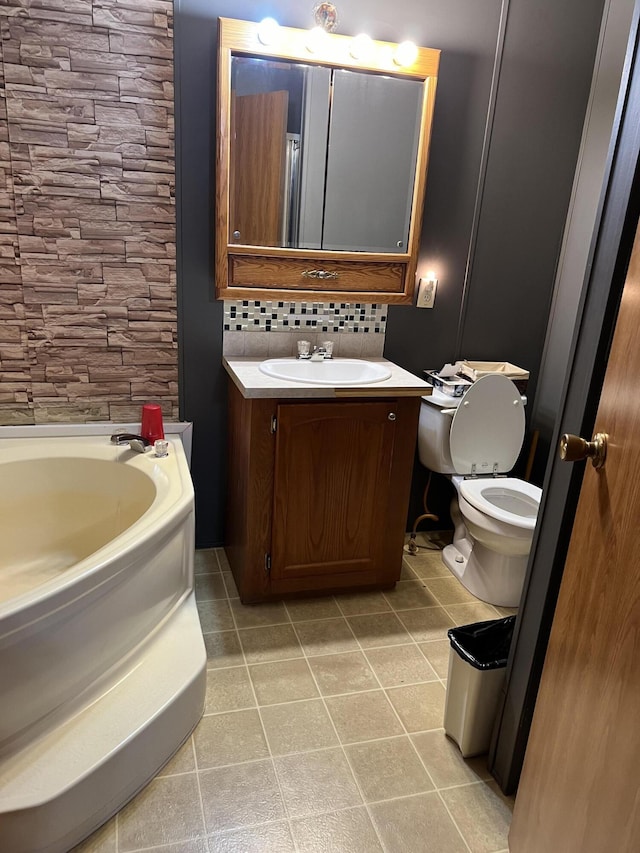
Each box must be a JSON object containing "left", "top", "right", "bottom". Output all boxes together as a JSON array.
[{"left": 223, "top": 357, "right": 432, "bottom": 399}]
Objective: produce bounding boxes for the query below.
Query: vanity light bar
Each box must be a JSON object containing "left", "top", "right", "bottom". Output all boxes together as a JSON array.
[{"left": 250, "top": 17, "right": 428, "bottom": 74}]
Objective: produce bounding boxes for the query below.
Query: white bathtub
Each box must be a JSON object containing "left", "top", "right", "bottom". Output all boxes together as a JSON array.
[{"left": 0, "top": 430, "right": 206, "bottom": 853}]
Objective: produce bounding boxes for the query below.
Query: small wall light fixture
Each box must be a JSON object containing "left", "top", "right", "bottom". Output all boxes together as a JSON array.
[
  {"left": 257, "top": 17, "right": 280, "bottom": 45},
  {"left": 306, "top": 25, "right": 330, "bottom": 53},
  {"left": 394, "top": 40, "right": 418, "bottom": 67},
  {"left": 350, "top": 33, "right": 374, "bottom": 60}
]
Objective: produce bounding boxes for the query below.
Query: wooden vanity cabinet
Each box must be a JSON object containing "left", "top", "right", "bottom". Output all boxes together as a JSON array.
[{"left": 225, "top": 380, "right": 421, "bottom": 603}]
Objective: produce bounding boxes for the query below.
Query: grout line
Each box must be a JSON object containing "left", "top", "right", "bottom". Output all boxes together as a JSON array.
[{"left": 189, "top": 734, "right": 211, "bottom": 852}]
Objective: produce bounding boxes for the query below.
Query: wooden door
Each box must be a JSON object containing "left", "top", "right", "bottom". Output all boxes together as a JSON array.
[
  {"left": 270, "top": 401, "right": 398, "bottom": 593},
  {"left": 230, "top": 90, "right": 288, "bottom": 246},
  {"left": 509, "top": 218, "right": 640, "bottom": 852}
]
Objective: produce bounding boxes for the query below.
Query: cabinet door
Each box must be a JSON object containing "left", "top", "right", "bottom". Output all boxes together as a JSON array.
[{"left": 270, "top": 401, "right": 397, "bottom": 592}]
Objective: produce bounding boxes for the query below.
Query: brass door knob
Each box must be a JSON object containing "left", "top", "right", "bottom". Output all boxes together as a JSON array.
[{"left": 559, "top": 432, "right": 608, "bottom": 469}]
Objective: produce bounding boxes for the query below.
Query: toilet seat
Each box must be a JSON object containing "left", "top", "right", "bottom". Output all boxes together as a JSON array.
[
  {"left": 459, "top": 477, "right": 541, "bottom": 530},
  {"left": 449, "top": 374, "right": 525, "bottom": 476}
]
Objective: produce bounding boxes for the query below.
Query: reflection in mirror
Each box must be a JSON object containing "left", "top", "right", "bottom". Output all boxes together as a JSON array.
[{"left": 230, "top": 55, "right": 423, "bottom": 254}]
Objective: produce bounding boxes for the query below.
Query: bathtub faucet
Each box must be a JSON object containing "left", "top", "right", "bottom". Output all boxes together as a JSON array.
[{"left": 110, "top": 433, "right": 151, "bottom": 453}]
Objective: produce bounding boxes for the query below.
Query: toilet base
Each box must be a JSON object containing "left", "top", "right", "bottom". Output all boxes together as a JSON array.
[{"left": 442, "top": 538, "right": 527, "bottom": 608}]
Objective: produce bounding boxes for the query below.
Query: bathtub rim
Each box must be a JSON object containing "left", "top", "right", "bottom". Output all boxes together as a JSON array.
[{"left": 0, "top": 423, "right": 193, "bottom": 626}]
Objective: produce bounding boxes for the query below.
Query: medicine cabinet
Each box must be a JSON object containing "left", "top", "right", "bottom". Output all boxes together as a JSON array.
[{"left": 216, "top": 17, "right": 440, "bottom": 304}]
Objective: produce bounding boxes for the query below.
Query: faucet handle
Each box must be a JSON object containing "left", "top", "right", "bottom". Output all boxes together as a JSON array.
[{"left": 297, "top": 340, "right": 311, "bottom": 359}]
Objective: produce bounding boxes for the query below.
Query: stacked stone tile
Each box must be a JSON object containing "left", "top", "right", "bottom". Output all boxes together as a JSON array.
[{"left": 0, "top": 0, "right": 177, "bottom": 425}]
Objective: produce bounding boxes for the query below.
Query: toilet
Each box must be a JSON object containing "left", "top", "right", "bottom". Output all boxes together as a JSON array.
[{"left": 418, "top": 373, "right": 541, "bottom": 607}]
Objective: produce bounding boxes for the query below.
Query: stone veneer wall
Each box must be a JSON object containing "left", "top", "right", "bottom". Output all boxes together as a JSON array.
[{"left": 0, "top": 0, "right": 176, "bottom": 426}]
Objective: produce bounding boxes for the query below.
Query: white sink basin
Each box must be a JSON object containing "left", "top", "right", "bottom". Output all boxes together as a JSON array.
[{"left": 259, "top": 358, "right": 392, "bottom": 386}]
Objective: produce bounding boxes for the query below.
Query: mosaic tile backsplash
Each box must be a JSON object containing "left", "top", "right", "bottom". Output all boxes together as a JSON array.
[{"left": 223, "top": 301, "right": 387, "bottom": 333}]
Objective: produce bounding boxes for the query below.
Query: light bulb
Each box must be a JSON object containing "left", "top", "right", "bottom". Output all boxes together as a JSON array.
[
  {"left": 306, "top": 26, "right": 329, "bottom": 54},
  {"left": 350, "top": 33, "right": 373, "bottom": 61},
  {"left": 394, "top": 40, "right": 418, "bottom": 67},
  {"left": 257, "top": 17, "right": 279, "bottom": 45}
]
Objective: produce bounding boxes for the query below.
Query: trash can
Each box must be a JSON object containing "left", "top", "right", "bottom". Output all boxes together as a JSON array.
[{"left": 443, "top": 616, "right": 516, "bottom": 758}]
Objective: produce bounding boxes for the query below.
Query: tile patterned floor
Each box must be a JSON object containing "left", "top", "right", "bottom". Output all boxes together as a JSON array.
[{"left": 74, "top": 536, "right": 515, "bottom": 853}]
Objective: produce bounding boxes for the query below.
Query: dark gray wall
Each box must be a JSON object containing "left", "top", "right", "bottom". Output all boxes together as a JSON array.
[
  {"left": 175, "top": 0, "right": 605, "bottom": 545},
  {"left": 529, "top": 0, "right": 635, "bottom": 481}
]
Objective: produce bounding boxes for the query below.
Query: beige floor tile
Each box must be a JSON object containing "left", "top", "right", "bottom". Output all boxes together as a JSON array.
[
  {"left": 400, "top": 561, "right": 417, "bottom": 580},
  {"left": 386, "top": 682, "right": 446, "bottom": 732},
  {"left": 325, "top": 690, "right": 404, "bottom": 743},
  {"left": 308, "top": 651, "right": 379, "bottom": 695},
  {"left": 222, "top": 571, "right": 239, "bottom": 598},
  {"left": 156, "top": 736, "right": 195, "bottom": 776},
  {"left": 346, "top": 612, "right": 411, "bottom": 648},
  {"left": 284, "top": 596, "right": 342, "bottom": 621},
  {"left": 203, "top": 631, "right": 244, "bottom": 669},
  {"left": 445, "top": 602, "right": 501, "bottom": 626},
  {"left": 204, "top": 667, "right": 255, "bottom": 714},
  {"left": 291, "top": 807, "right": 384, "bottom": 853},
  {"left": 427, "top": 576, "right": 481, "bottom": 605},
  {"left": 216, "top": 548, "right": 231, "bottom": 572},
  {"left": 229, "top": 598, "right": 289, "bottom": 628},
  {"left": 260, "top": 698, "right": 339, "bottom": 755},
  {"left": 494, "top": 605, "right": 518, "bottom": 617},
  {"left": 117, "top": 774, "right": 205, "bottom": 852},
  {"left": 71, "top": 818, "right": 116, "bottom": 853},
  {"left": 195, "top": 549, "right": 220, "bottom": 574},
  {"left": 294, "top": 617, "right": 359, "bottom": 656},
  {"left": 411, "top": 730, "right": 492, "bottom": 788},
  {"left": 440, "top": 781, "right": 513, "bottom": 853},
  {"left": 193, "top": 709, "right": 269, "bottom": 769},
  {"left": 397, "top": 606, "right": 455, "bottom": 642},
  {"left": 209, "top": 821, "right": 296, "bottom": 853},
  {"left": 419, "top": 639, "right": 452, "bottom": 679},
  {"left": 383, "top": 580, "right": 440, "bottom": 610},
  {"left": 199, "top": 760, "right": 285, "bottom": 834},
  {"left": 249, "top": 658, "right": 318, "bottom": 705},
  {"left": 370, "top": 792, "right": 467, "bottom": 853},
  {"left": 364, "top": 644, "right": 437, "bottom": 687},
  {"left": 197, "top": 599, "right": 234, "bottom": 633},
  {"left": 335, "top": 591, "right": 392, "bottom": 616},
  {"left": 195, "top": 573, "right": 227, "bottom": 602},
  {"left": 238, "top": 624, "right": 303, "bottom": 663},
  {"left": 274, "top": 748, "right": 362, "bottom": 817},
  {"left": 345, "top": 736, "right": 434, "bottom": 802},
  {"left": 407, "top": 550, "right": 451, "bottom": 579},
  {"left": 137, "top": 841, "right": 209, "bottom": 853}
]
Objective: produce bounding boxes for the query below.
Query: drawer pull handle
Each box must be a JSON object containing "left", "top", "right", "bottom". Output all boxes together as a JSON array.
[{"left": 301, "top": 269, "right": 340, "bottom": 280}]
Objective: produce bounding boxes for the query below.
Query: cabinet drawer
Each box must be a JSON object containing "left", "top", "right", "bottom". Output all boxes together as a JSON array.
[{"left": 228, "top": 254, "right": 406, "bottom": 294}]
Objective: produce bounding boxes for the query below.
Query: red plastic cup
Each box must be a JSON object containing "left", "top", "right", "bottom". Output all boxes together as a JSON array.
[{"left": 140, "top": 403, "right": 164, "bottom": 443}]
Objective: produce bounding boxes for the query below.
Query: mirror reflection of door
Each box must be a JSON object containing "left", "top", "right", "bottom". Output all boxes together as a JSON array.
[{"left": 230, "top": 90, "right": 288, "bottom": 246}]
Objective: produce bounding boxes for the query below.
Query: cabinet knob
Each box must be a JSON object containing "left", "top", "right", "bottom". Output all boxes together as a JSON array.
[
  {"left": 232, "top": 230, "right": 241, "bottom": 241},
  {"left": 388, "top": 413, "right": 396, "bottom": 421}
]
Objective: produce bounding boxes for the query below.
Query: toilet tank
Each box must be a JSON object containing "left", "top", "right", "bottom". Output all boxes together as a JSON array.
[{"left": 418, "top": 399, "right": 456, "bottom": 473}]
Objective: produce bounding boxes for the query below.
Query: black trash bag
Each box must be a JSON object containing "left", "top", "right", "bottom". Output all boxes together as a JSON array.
[{"left": 447, "top": 616, "right": 516, "bottom": 671}]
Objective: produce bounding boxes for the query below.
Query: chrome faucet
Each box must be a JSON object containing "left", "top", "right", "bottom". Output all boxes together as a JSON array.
[
  {"left": 310, "top": 345, "right": 327, "bottom": 362},
  {"left": 110, "top": 432, "right": 151, "bottom": 453}
]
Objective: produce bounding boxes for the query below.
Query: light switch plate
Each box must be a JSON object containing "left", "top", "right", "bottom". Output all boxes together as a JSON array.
[{"left": 417, "top": 277, "right": 437, "bottom": 308}]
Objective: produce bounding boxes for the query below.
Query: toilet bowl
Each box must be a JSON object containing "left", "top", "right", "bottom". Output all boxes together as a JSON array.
[{"left": 418, "top": 374, "right": 541, "bottom": 607}]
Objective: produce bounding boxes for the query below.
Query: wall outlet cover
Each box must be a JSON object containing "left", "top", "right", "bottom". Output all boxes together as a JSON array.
[{"left": 417, "top": 277, "right": 437, "bottom": 308}]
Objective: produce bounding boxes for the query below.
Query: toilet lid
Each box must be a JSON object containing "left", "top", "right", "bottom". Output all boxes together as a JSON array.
[{"left": 449, "top": 374, "right": 525, "bottom": 475}]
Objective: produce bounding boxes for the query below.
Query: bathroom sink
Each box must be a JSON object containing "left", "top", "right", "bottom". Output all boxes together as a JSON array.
[{"left": 259, "top": 358, "right": 392, "bottom": 386}]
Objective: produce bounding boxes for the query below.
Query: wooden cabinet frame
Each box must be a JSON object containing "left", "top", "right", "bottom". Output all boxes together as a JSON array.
[{"left": 216, "top": 17, "right": 440, "bottom": 304}]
